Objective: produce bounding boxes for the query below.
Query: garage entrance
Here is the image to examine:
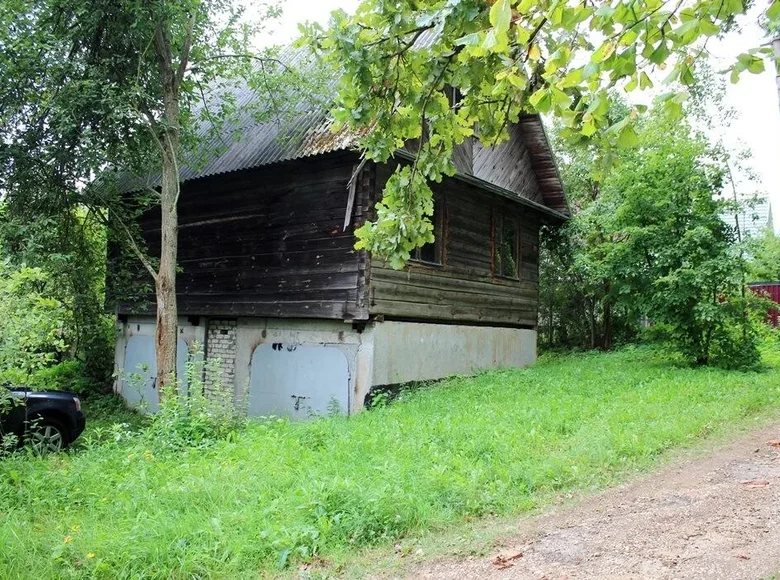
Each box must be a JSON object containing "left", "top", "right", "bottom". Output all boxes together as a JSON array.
[
  {"left": 248, "top": 344, "right": 349, "bottom": 419},
  {"left": 121, "top": 335, "right": 190, "bottom": 413}
]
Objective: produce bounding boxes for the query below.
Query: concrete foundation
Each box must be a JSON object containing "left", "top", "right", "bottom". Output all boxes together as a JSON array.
[{"left": 114, "top": 316, "right": 536, "bottom": 417}]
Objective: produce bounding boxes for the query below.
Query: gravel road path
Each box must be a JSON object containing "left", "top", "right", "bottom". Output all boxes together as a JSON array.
[{"left": 398, "top": 423, "right": 780, "bottom": 579}]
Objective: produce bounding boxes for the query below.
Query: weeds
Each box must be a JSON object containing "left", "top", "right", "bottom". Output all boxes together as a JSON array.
[
  {"left": 142, "top": 345, "right": 247, "bottom": 451},
  {"left": 1, "top": 345, "right": 779, "bottom": 577}
]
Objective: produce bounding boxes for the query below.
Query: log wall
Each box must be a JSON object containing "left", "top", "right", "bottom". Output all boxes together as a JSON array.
[
  {"left": 368, "top": 163, "right": 541, "bottom": 327},
  {"left": 121, "top": 152, "right": 368, "bottom": 320}
]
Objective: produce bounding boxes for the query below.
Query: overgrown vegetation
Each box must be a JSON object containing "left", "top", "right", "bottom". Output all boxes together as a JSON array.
[
  {"left": 748, "top": 229, "right": 780, "bottom": 282},
  {"left": 2, "top": 345, "right": 779, "bottom": 577},
  {"left": 140, "top": 347, "right": 248, "bottom": 450},
  {"left": 539, "top": 94, "right": 768, "bottom": 369},
  {"left": 0, "top": 208, "right": 113, "bottom": 395}
]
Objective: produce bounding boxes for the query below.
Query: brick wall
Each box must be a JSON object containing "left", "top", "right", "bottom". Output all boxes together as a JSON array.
[{"left": 206, "top": 319, "right": 237, "bottom": 391}]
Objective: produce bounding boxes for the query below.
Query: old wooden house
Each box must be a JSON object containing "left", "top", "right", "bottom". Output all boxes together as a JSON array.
[{"left": 113, "top": 78, "right": 569, "bottom": 417}]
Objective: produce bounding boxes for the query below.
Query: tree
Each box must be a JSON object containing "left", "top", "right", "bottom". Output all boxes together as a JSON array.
[
  {"left": 307, "top": 0, "right": 780, "bottom": 265},
  {"left": 0, "top": 0, "right": 293, "bottom": 393},
  {"left": 0, "top": 204, "right": 114, "bottom": 391},
  {"left": 748, "top": 229, "right": 780, "bottom": 281},
  {"left": 544, "top": 102, "right": 760, "bottom": 367}
]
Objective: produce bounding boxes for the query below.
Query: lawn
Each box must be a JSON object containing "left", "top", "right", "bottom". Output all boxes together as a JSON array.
[{"left": 2, "top": 345, "right": 780, "bottom": 578}]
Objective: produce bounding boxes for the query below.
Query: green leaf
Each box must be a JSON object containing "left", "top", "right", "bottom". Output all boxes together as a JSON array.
[
  {"left": 591, "top": 41, "right": 616, "bottom": 63},
  {"left": 617, "top": 124, "right": 639, "bottom": 147},
  {"left": 561, "top": 67, "right": 583, "bottom": 88},
  {"left": 699, "top": 18, "right": 720, "bottom": 36},
  {"left": 529, "top": 88, "right": 552, "bottom": 113},
  {"left": 649, "top": 41, "right": 670, "bottom": 65},
  {"left": 490, "top": 0, "right": 512, "bottom": 34},
  {"left": 768, "top": 0, "right": 780, "bottom": 20},
  {"left": 747, "top": 57, "right": 765, "bottom": 74},
  {"left": 639, "top": 71, "right": 654, "bottom": 89},
  {"left": 679, "top": 63, "right": 695, "bottom": 86},
  {"left": 455, "top": 32, "right": 481, "bottom": 46},
  {"left": 581, "top": 118, "right": 597, "bottom": 137}
]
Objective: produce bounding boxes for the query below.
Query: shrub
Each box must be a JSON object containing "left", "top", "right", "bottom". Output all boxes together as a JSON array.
[
  {"left": 0, "top": 265, "right": 74, "bottom": 375},
  {"left": 0, "top": 360, "right": 94, "bottom": 394},
  {"left": 141, "top": 343, "right": 247, "bottom": 451}
]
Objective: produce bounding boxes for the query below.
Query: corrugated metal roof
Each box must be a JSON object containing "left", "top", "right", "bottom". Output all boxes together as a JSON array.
[
  {"left": 115, "top": 43, "right": 568, "bottom": 220},
  {"left": 117, "top": 45, "right": 353, "bottom": 191}
]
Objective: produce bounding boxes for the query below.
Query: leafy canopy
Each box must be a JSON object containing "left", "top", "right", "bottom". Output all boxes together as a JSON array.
[
  {"left": 307, "top": 0, "right": 779, "bottom": 265},
  {"left": 545, "top": 101, "right": 762, "bottom": 367}
]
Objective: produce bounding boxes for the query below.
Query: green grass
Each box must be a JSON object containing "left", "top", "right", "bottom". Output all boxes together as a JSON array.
[{"left": 2, "top": 344, "right": 780, "bottom": 578}]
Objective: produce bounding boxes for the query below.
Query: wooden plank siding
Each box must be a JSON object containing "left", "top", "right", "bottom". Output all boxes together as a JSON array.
[
  {"left": 113, "top": 121, "right": 554, "bottom": 327},
  {"left": 119, "top": 151, "right": 369, "bottom": 320},
  {"left": 472, "top": 123, "right": 545, "bottom": 205},
  {"left": 368, "top": 163, "right": 541, "bottom": 328}
]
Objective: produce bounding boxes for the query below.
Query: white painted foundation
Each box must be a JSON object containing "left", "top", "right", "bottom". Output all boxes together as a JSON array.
[{"left": 114, "top": 316, "right": 537, "bottom": 416}]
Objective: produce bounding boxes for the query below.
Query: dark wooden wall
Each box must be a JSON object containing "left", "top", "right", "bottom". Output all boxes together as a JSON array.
[
  {"left": 120, "top": 151, "right": 368, "bottom": 320},
  {"left": 115, "top": 126, "right": 549, "bottom": 327},
  {"left": 472, "top": 124, "right": 544, "bottom": 205},
  {"left": 368, "top": 163, "right": 541, "bottom": 328}
]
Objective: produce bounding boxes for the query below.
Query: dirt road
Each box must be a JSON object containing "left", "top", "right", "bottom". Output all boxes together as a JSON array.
[{"left": 398, "top": 423, "right": 780, "bottom": 579}]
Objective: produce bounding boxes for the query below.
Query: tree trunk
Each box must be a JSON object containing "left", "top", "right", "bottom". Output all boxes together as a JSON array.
[
  {"left": 154, "top": 31, "right": 182, "bottom": 399},
  {"left": 548, "top": 297, "right": 554, "bottom": 347},
  {"left": 602, "top": 297, "right": 612, "bottom": 351},
  {"left": 155, "top": 156, "right": 178, "bottom": 395}
]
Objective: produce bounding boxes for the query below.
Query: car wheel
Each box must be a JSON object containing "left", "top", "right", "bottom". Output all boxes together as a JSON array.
[{"left": 27, "top": 417, "right": 68, "bottom": 454}]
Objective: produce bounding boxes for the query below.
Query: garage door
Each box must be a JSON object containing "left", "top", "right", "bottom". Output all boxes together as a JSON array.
[
  {"left": 249, "top": 344, "right": 349, "bottom": 419},
  {"left": 122, "top": 335, "right": 190, "bottom": 413}
]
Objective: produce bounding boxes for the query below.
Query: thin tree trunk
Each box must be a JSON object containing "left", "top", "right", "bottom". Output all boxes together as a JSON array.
[
  {"left": 548, "top": 297, "right": 554, "bottom": 347},
  {"left": 588, "top": 302, "right": 596, "bottom": 350},
  {"left": 155, "top": 151, "right": 178, "bottom": 395},
  {"left": 602, "top": 298, "right": 612, "bottom": 351},
  {"left": 154, "top": 23, "right": 182, "bottom": 398}
]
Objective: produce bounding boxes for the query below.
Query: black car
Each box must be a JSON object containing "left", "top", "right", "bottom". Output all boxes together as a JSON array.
[{"left": 1, "top": 386, "right": 86, "bottom": 453}]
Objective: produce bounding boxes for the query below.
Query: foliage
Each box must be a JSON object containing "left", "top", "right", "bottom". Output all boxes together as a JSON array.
[
  {"left": 141, "top": 344, "right": 248, "bottom": 451},
  {"left": 0, "top": 361, "right": 92, "bottom": 395},
  {"left": 1, "top": 346, "right": 779, "bottom": 575},
  {"left": 747, "top": 229, "right": 780, "bottom": 282},
  {"left": 0, "top": 206, "right": 114, "bottom": 394},
  {"left": 0, "top": 0, "right": 300, "bottom": 391},
  {"left": 306, "top": 0, "right": 779, "bottom": 265},
  {"left": 541, "top": 101, "right": 762, "bottom": 367},
  {"left": 0, "top": 264, "right": 74, "bottom": 376}
]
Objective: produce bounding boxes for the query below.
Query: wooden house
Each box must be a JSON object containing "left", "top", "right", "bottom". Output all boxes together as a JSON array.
[{"left": 112, "top": 75, "right": 569, "bottom": 417}]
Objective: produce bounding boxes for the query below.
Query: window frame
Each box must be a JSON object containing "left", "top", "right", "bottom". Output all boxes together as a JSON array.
[{"left": 492, "top": 212, "right": 521, "bottom": 281}]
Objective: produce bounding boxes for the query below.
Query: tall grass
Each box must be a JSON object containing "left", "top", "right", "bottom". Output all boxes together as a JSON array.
[{"left": 1, "top": 345, "right": 779, "bottom": 578}]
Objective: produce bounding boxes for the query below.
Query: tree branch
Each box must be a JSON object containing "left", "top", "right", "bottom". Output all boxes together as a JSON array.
[
  {"left": 93, "top": 206, "right": 158, "bottom": 281},
  {"left": 175, "top": 5, "right": 200, "bottom": 93}
]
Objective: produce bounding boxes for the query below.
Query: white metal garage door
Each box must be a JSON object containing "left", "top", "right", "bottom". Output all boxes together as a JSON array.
[
  {"left": 249, "top": 344, "right": 349, "bottom": 419},
  {"left": 122, "top": 335, "right": 190, "bottom": 413}
]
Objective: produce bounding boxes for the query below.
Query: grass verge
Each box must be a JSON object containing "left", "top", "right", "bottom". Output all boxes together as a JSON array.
[{"left": 1, "top": 344, "right": 780, "bottom": 578}]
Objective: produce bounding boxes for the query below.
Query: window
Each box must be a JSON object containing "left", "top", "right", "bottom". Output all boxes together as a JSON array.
[
  {"left": 410, "top": 199, "right": 444, "bottom": 265},
  {"left": 493, "top": 214, "right": 520, "bottom": 279}
]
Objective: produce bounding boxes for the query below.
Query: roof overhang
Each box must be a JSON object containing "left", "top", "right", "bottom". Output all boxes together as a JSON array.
[
  {"left": 516, "top": 115, "right": 570, "bottom": 217},
  {"left": 395, "top": 144, "right": 569, "bottom": 223}
]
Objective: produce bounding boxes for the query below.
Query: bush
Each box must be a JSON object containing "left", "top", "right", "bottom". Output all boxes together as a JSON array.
[
  {"left": 141, "top": 344, "right": 247, "bottom": 451},
  {"left": 0, "top": 360, "right": 92, "bottom": 393},
  {"left": 0, "top": 265, "right": 74, "bottom": 375}
]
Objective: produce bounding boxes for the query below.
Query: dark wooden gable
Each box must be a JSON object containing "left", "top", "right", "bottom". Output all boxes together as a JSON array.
[{"left": 472, "top": 123, "right": 545, "bottom": 206}]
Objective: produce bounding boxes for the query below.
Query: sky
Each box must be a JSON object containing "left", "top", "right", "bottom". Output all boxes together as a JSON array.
[{"left": 266, "top": 1, "right": 780, "bottom": 233}]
